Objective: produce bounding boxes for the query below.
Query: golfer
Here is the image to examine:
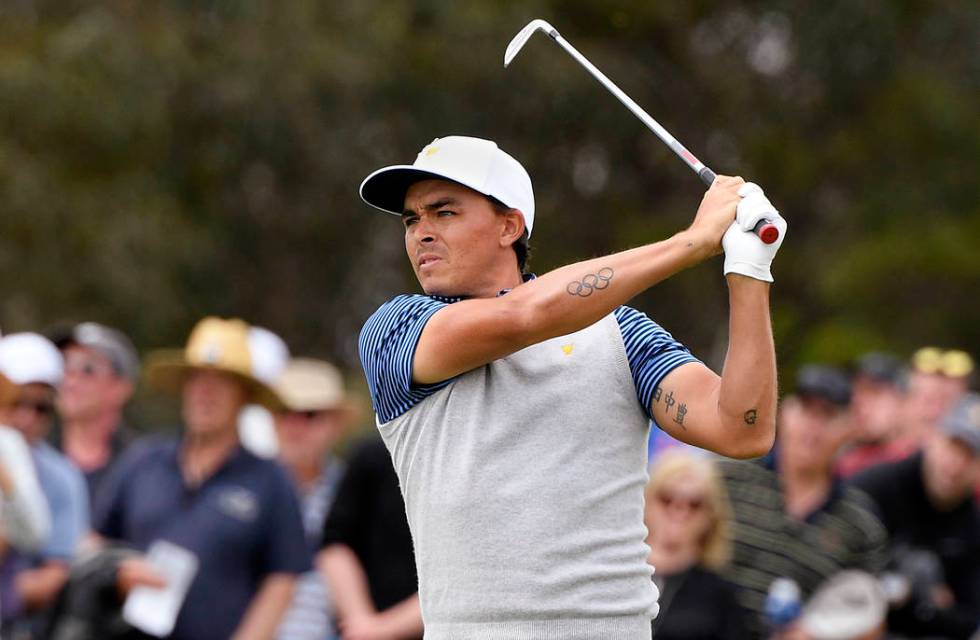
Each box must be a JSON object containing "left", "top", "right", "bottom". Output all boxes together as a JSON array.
[{"left": 358, "top": 135, "right": 786, "bottom": 639}]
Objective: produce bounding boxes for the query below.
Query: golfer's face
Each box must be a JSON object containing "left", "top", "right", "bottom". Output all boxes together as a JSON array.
[{"left": 402, "top": 180, "right": 504, "bottom": 296}]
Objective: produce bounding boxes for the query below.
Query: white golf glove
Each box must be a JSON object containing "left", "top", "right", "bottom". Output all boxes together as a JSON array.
[{"left": 722, "top": 183, "right": 787, "bottom": 282}]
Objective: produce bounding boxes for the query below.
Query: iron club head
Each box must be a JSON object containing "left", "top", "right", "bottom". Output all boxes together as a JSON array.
[{"left": 503, "top": 19, "right": 559, "bottom": 67}]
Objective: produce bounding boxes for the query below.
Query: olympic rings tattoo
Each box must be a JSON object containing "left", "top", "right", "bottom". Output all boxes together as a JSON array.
[{"left": 566, "top": 267, "right": 614, "bottom": 297}]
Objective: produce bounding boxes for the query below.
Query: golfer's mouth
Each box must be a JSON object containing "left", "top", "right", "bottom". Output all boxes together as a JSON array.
[{"left": 418, "top": 254, "right": 442, "bottom": 270}]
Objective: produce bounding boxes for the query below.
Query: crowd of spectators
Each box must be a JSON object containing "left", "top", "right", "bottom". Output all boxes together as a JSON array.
[
  {"left": 648, "top": 349, "right": 979, "bottom": 640},
  {"left": 0, "top": 316, "right": 976, "bottom": 640},
  {"left": 0, "top": 319, "right": 417, "bottom": 640}
]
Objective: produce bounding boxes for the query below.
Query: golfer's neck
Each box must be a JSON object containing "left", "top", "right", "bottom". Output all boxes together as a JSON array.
[
  {"left": 479, "top": 269, "right": 525, "bottom": 298},
  {"left": 442, "top": 263, "right": 524, "bottom": 299},
  {"left": 469, "top": 258, "right": 524, "bottom": 298}
]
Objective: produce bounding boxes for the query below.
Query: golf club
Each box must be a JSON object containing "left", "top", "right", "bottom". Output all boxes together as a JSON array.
[{"left": 504, "top": 19, "right": 779, "bottom": 244}]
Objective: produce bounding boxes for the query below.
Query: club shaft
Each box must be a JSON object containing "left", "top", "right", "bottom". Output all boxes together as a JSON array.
[
  {"left": 549, "top": 31, "right": 712, "bottom": 182},
  {"left": 522, "top": 24, "right": 778, "bottom": 243}
]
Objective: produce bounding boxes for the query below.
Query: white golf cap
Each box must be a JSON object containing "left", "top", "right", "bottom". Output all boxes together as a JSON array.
[
  {"left": 799, "top": 571, "right": 887, "bottom": 640},
  {"left": 247, "top": 326, "right": 290, "bottom": 386},
  {"left": 359, "top": 135, "right": 536, "bottom": 237},
  {"left": 0, "top": 333, "right": 64, "bottom": 388}
]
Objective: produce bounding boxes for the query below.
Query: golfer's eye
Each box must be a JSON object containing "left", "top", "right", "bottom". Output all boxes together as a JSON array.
[
  {"left": 403, "top": 216, "right": 419, "bottom": 228},
  {"left": 437, "top": 210, "right": 456, "bottom": 217}
]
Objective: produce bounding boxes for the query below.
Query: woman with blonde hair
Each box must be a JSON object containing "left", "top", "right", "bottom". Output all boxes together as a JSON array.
[{"left": 645, "top": 450, "right": 748, "bottom": 639}]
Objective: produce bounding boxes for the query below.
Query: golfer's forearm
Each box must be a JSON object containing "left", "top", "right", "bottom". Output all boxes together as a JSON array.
[
  {"left": 716, "top": 275, "right": 777, "bottom": 456},
  {"left": 511, "top": 230, "right": 709, "bottom": 341},
  {"left": 415, "top": 229, "right": 713, "bottom": 384},
  {"left": 318, "top": 545, "right": 376, "bottom": 619}
]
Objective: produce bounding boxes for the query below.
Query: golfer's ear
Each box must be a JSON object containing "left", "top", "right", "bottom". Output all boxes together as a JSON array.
[{"left": 499, "top": 209, "right": 525, "bottom": 247}]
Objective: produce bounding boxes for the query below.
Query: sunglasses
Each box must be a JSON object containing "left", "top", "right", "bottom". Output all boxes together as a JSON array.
[
  {"left": 656, "top": 491, "right": 706, "bottom": 512},
  {"left": 14, "top": 399, "right": 55, "bottom": 417},
  {"left": 284, "top": 410, "right": 331, "bottom": 422},
  {"left": 912, "top": 348, "right": 974, "bottom": 378}
]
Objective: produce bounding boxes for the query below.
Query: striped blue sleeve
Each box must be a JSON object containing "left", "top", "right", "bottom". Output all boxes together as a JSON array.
[
  {"left": 358, "top": 295, "right": 453, "bottom": 423},
  {"left": 614, "top": 305, "right": 700, "bottom": 424}
]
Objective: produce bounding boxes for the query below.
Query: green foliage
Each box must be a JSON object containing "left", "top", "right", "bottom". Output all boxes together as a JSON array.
[{"left": 0, "top": 0, "right": 977, "bottom": 415}]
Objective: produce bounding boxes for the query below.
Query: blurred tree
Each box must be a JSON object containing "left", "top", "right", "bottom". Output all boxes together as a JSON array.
[{"left": 0, "top": 0, "right": 977, "bottom": 424}]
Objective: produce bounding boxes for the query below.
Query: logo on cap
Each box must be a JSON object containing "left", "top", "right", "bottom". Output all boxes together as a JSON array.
[
  {"left": 203, "top": 344, "right": 222, "bottom": 364},
  {"left": 425, "top": 146, "right": 440, "bottom": 157}
]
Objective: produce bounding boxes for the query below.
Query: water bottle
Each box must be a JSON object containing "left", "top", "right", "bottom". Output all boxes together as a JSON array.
[{"left": 764, "top": 577, "right": 802, "bottom": 632}]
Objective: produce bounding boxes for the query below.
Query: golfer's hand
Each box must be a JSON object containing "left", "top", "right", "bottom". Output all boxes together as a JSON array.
[
  {"left": 723, "top": 182, "right": 787, "bottom": 282},
  {"left": 688, "top": 175, "right": 744, "bottom": 258},
  {"left": 116, "top": 556, "right": 167, "bottom": 597}
]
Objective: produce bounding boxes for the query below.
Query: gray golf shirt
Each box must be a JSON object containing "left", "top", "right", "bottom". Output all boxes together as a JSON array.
[{"left": 360, "top": 291, "right": 698, "bottom": 639}]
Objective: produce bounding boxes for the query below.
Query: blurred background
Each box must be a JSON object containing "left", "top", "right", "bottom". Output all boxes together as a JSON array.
[{"left": 1, "top": 0, "right": 977, "bottom": 423}]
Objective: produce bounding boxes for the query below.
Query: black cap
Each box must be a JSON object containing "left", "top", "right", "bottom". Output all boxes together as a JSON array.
[
  {"left": 854, "top": 352, "right": 906, "bottom": 388},
  {"left": 796, "top": 365, "right": 851, "bottom": 408}
]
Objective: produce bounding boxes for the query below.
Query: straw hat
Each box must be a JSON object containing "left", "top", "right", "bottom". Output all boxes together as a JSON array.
[
  {"left": 273, "top": 358, "right": 352, "bottom": 415},
  {"left": 145, "top": 317, "right": 285, "bottom": 412}
]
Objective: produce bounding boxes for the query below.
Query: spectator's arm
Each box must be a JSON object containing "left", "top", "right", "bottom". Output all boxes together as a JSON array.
[
  {"left": 234, "top": 464, "right": 308, "bottom": 640},
  {"left": 115, "top": 556, "right": 166, "bottom": 597},
  {"left": 14, "top": 454, "right": 91, "bottom": 610},
  {"left": 374, "top": 594, "right": 423, "bottom": 639},
  {"left": 319, "top": 545, "right": 423, "bottom": 640},
  {"left": 319, "top": 544, "right": 377, "bottom": 620},
  {"left": 14, "top": 561, "right": 69, "bottom": 610},
  {"left": 231, "top": 573, "right": 296, "bottom": 640}
]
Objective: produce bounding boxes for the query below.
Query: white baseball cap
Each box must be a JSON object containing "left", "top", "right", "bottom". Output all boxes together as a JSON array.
[
  {"left": 0, "top": 333, "right": 64, "bottom": 388},
  {"left": 247, "top": 326, "right": 290, "bottom": 386},
  {"left": 799, "top": 571, "right": 887, "bottom": 639},
  {"left": 359, "top": 135, "right": 536, "bottom": 237}
]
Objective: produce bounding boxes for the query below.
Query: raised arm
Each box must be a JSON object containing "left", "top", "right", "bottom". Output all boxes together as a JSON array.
[
  {"left": 645, "top": 182, "right": 786, "bottom": 458},
  {"left": 413, "top": 176, "right": 746, "bottom": 384},
  {"left": 649, "top": 276, "right": 776, "bottom": 459}
]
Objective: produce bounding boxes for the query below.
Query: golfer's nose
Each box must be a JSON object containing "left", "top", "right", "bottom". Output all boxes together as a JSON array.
[{"left": 412, "top": 216, "right": 437, "bottom": 244}]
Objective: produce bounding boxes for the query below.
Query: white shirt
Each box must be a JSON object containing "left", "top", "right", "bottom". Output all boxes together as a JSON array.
[{"left": 0, "top": 424, "right": 50, "bottom": 551}]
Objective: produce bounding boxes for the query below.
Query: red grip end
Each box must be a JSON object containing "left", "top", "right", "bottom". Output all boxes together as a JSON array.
[{"left": 754, "top": 222, "right": 779, "bottom": 245}]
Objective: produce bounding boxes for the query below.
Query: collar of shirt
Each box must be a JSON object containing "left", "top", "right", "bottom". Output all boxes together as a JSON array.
[
  {"left": 168, "top": 439, "right": 252, "bottom": 491},
  {"left": 428, "top": 273, "right": 537, "bottom": 304}
]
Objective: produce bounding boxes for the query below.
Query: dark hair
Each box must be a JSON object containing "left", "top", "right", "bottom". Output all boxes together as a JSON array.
[{"left": 487, "top": 196, "right": 531, "bottom": 272}]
